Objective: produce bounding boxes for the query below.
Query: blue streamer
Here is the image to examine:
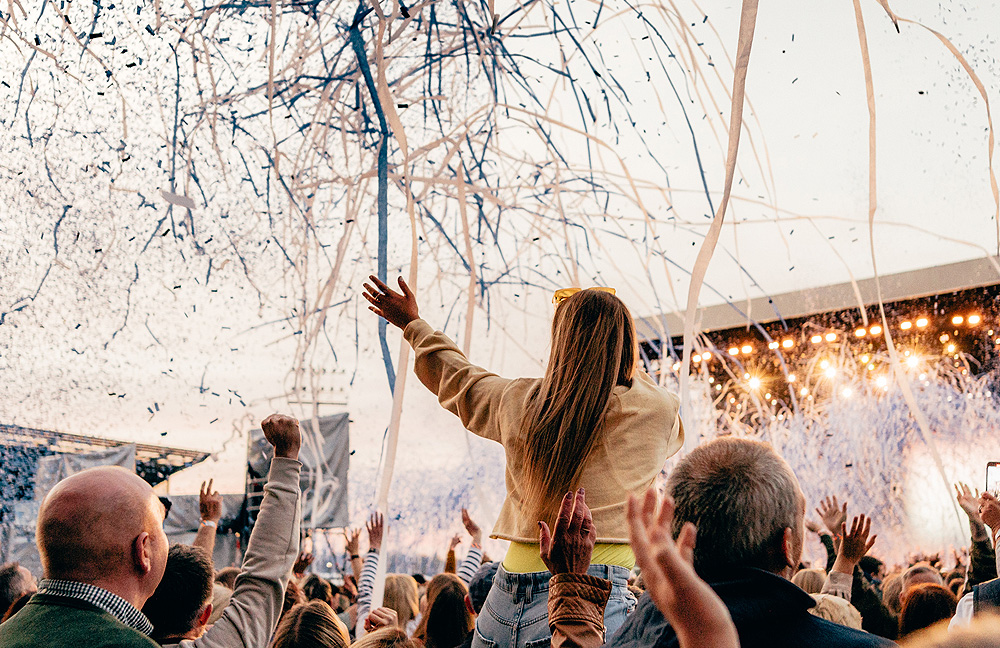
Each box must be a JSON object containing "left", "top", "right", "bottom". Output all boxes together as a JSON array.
[{"left": 349, "top": 6, "right": 395, "bottom": 392}]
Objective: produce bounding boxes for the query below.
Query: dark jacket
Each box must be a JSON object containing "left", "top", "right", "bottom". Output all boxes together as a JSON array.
[
  {"left": 973, "top": 577, "right": 1000, "bottom": 615},
  {"left": 604, "top": 568, "right": 897, "bottom": 648},
  {"left": 0, "top": 594, "right": 159, "bottom": 648}
]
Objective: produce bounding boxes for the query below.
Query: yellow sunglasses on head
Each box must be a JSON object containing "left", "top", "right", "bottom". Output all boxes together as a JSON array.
[{"left": 552, "top": 286, "right": 616, "bottom": 305}]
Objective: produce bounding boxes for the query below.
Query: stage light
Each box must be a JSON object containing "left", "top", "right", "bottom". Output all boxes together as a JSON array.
[
  {"left": 953, "top": 315, "right": 964, "bottom": 325},
  {"left": 876, "top": 376, "right": 888, "bottom": 388},
  {"left": 702, "top": 351, "right": 713, "bottom": 359},
  {"left": 744, "top": 373, "right": 750, "bottom": 380},
  {"left": 765, "top": 392, "right": 771, "bottom": 400},
  {"left": 824, "top": 367, "right": 837, "bottom": 379},
  {"left": 811, "top": 335, "right": 822, "bottom": 344},
  {"left": 708, "top": 376, "right": 714, "bottom": 383},
  {"left": 867, "top": 363, "right": 875, "bottom": 371},
  {"left": 870, "top": 325, "right": 882, "bottom": 335},
  {"left": 768, "top": 341, "right": 779, "bottom": 350},
  {"left": 825, "top": 333, "right": 837, "bottom": 342},
  {"left": 855, "top": 328, "right": 867, "bottom": 337},
  {"left": 672, "top": 362, "right": 681, "bottom": 371},
  {"left": 900, "top": 321, "right": 912, "bottom": 330},
  {"left": 729, "top": 347, "right": 739, "bottom": 356},
  {"left": 916, "top": 318, "right": 928, "bottom": 328},
  {"left": 715, "top": 384, "right": 722, "bottom": 390},
  {"left": 820, "top": 359, "right": 830, "bottom": 369},
  {"left": 693, "top": 354, "right": 702, "bottom": 362},
  {"left": 800, "top": 387, "right": 809, "bottom": 396},
  {"left": 748, "top": 376, "right": 761, "bottom": 390},
  {"left": 842, "top": 387, "right": 853, "bottom": 398},
  {"left": 940, "top": 334, "right": 950, "bottom": 342},
  {"left": 742, "top": 345, "right": 753, "bottom": 354},
  {"left": 906, "top": 356, "right": 919, "bottom": 368},
  {"left": 861, "top": 354, "right": 870, "bottom": 364},
  {"left": 969, "top": 314, "right": 981, "bottom": 325},
  {"left": 782, "top": 339, "right": 794, "bottom": 348},
  {"left": 788, "top": 374, "right": 797, "bottom": 383},
  {"left": 729, "top": 397, "right": 736, "bottom": 404},
  {"left": 947, "top": 344, "right": 956, "bottom": 353},
  {"left": 919, "top": 373, "right": 927, "bottom": 381}
]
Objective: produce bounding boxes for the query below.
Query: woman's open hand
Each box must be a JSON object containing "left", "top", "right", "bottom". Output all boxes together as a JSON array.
[{"left": 363, "top": 275, "right": 419, "bottom": 330}]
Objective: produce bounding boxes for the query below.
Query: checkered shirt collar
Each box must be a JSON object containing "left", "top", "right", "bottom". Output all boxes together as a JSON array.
[{"left": 37, "top": 579, "right": 154, "bottom": 635}]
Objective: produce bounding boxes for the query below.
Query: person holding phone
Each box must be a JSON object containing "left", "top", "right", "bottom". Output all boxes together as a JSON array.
[{"left": 363, "top": 277, "right": 684, "bottom": 648}]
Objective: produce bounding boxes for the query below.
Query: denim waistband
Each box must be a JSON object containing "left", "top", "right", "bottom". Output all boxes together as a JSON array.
[{"left": 493, "top": 563, "right": 630, "bottom": 598}]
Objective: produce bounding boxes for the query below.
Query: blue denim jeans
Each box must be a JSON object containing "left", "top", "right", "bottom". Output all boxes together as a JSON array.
[{"left": 471, "top": 564, "right": 636, "bottom": 648}]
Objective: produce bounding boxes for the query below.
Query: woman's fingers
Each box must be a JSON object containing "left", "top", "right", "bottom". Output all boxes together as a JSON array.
[
  {"left": 554, "top": 491, "right": 574, "bottom": 538},
  {"left": 368, "top": 274, "right": 392, "bottom": 292},
  {"left": 538, "top": 521, "right": 552, "bottom": 559}
]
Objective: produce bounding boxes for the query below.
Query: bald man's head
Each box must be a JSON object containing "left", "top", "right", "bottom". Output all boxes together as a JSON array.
[{"left": 37, "top": 466, "right": 168, "bottom": 604}]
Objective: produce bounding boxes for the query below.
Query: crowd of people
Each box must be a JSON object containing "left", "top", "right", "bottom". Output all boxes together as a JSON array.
[{"left": 3, "top": 283, "right": 1000, "bottom": 648}]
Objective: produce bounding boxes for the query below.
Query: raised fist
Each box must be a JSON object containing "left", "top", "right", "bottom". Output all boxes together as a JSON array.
[{"left": 261, "top": 413, "right": 301, "bottom": 460}]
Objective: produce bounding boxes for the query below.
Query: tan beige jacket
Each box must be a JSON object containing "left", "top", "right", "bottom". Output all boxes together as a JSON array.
[
  {"left": 404, "top": 318, "right": 684, "bottom": 543},
  {"left": 548, "top": 573, "right": 613, "bottom": 648}
]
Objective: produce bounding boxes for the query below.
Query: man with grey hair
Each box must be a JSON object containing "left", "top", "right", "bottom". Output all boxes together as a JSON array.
[{"left": 605, "top": 437, "right": 895, "bottom": 648}]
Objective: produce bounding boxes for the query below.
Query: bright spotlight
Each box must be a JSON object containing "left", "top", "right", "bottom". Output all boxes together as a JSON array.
[
  {"left": 824, "top": 367, "right": 837, "bottom": 379},
  {"left": 869, "top": 325, "right": 882, "bottom": 335},
  {"left": 969, "top": 315, "right": 982, "bottom": 325},
  {"left": 876, "top": 376, "right": 888, "bottom": 388},
  {"left": 693, "top": 354, "right": 702, "bottom": 363},
  {"left": 768, "top": 341, "right": 779, "bottom": 350},
  {"left": 788, "top": 374, "right": 797, "bottom": 383},
  {"left": 906, "top": 356, "right": 918, "bottom": 368},
  {"left": 811, "top": 335, "right": 823, "bottom": 344},
  {"left": 842, "top": 387, "right": 853, "bottom": 398},
  {"left": 820, "top": 359, "right": 830, "bottom": 369},
  {"left": 729, "top": 347, "right": 739, "bottom": 356},
  {"left": 861, "top": 354, "right": 870, "bottom": 364},
  {"left": 916, "top": 318, "right": 928, "bottom": 328},
  {"left": 825, "top": 333, "right": 837, "bottom": 342},
  {"left": 947, "top": 344, "right": 956, "bottom": 353},
  {"left": 855, "top": 328, "right": 867, "bottom": 337},
  {"left": 748, "top": 377, "right": 761, "bottom": 390},
  {"left": 953, "top": 315, "right": 964, "bottom": 325},
  {"left": 800, "top": 387, "right": 809, "bottom": 396},
  {"left": 782, "top": 339, "right": 794, "bottom": 348},
  {"left": 741, "top": 345, "right": 753, "bottom": 354},
  {"left": 900, "top": 321, "right": 912, "bottom": 330}
]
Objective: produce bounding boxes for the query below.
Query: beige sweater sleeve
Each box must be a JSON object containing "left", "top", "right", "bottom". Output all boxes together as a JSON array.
[
  {"left": 177, "top": 457, "right": 302, "bottom": 648},
  {"left": 403, "top": 319, "right": 511, "bottom": 443}
]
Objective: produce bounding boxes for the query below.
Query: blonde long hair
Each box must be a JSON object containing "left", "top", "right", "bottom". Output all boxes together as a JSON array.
[
  {"left": 521, "top": 289, "right": 636, "bottom": 527},
  {"left": 382, "top": 574, "right": 420, "bottom": 628},
  {"left": 271, "top": 600, "right": 349, "bottom": 648}
]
